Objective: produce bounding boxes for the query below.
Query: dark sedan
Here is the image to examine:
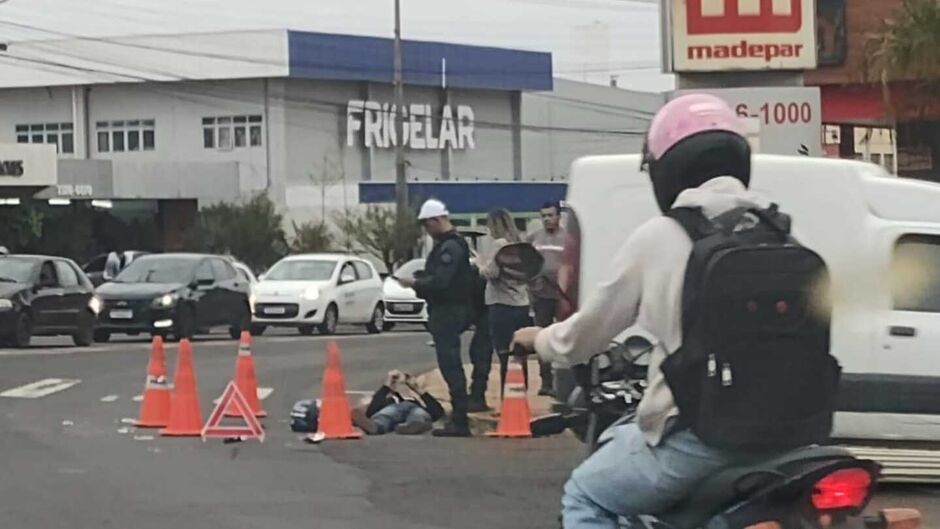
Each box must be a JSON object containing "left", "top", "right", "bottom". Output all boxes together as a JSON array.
[
  {"left": 93, "top": 253, "right": 252, "bottom": 342},
  {"left": 0, "top": 255, "right": 97, "bottom": 348}
]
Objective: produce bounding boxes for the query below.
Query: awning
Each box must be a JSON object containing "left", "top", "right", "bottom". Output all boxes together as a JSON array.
[
  {"left": 821, "top": 83, "right": 940, "bottom": 124},
  {"left": 358, "top": 181, "right": 566, "bottom": 214}
]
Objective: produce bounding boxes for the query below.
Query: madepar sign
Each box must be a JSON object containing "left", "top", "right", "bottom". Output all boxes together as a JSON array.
[{"left": 670, "top": 0, "right": 817, "bottom": 72}]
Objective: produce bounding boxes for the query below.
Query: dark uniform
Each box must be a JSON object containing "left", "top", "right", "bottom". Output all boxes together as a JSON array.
[{"left": 413, "top": 230, "right": 475, "bottom": 430}]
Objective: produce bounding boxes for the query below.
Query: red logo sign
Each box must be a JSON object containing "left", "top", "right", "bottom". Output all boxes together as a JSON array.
[{"left": 687, "top": 0, "right": 802, "bottom": 35}]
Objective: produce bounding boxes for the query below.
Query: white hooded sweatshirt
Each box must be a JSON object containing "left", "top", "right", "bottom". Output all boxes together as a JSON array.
[{"left": 534, "top": 177, "right": 765, "bottom": 446}]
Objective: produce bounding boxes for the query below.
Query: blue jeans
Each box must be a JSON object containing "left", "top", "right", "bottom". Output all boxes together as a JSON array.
[
  {"left": 562, "top": 424, "right": 746, "bottom": 529},
  {"left": 371, "top": 402, "right": 432, "bottom": 434}
]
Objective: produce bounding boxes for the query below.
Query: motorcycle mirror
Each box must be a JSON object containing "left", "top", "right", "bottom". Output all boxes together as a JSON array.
[
  {"left": 623, "top": 335, "right": 654, "bottom": 363},
  {"left": 493, "top": 242, "right": 544, "bottom": 282}
]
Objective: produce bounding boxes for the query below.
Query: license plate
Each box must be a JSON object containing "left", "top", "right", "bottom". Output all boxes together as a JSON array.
[
  {"left": 264, "top": 306, "right": 287, "bottom": 315},
  {"left": 110, "top": 309, "right": 133, "bottom": 320},
  {"left": 392, "top": 303, "right": 415, "bottom": 312}
]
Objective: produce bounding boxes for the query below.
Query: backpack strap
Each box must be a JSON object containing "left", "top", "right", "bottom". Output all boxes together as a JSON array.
[{"left": 665, "top": 207, "right": 715, "bottom": 241}]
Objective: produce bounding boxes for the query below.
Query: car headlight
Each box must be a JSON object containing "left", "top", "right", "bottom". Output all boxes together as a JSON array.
[
  {"left": 88, "top": 296, "right": 102, "bottom": 315},
  {"left": 154, "top": 293, "right": 177, "bottom": 308},
  {"left": 301, "top": 287, "right": 320, "bottom": 301},
  {"left": 0, "top": 299, "right": 12, "bottom": 311}
]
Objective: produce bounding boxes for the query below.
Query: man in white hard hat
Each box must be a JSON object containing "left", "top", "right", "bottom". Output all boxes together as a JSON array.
[{"left": 397, "top": 199, "right": 475, "bottom": 437}]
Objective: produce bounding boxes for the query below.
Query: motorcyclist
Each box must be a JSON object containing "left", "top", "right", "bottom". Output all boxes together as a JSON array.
[{"left": 512, "top": 94, "right": 777, "bottom": 529}]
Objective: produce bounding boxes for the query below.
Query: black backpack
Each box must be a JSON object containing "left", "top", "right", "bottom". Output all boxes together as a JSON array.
[{"left": 660, "top": 204, "right": 841, "bottom": 451}]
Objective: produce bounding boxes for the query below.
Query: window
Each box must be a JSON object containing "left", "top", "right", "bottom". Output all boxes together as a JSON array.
[
  {"left": 54, "top": 261, "right": 80, "bottom": 287},
  {"left": 339, "top": 263, "right": 358, "bottom": 283},
  {"left": 14, "top": 123, "right": 74, "bottom": 154},
  {"left": 203, "top": 114, "right": 263, "bottom": 150},
  {"left": 39, "top": 261, "right": 59, "bottom": 287},
  {"left": 96, "top": 119, "right": 155, "bottom": 153},
  {"left": 352, "top": 261, "right": 373, "bottom": 280},
  {"left": 893, "top": 234, "right": 940, "bottom": 312},
  {"left": 211, "top": 259, "right": 236, "bottom": 281},
  {"left": 195, "top": 261, "right": 214, "bottom": 282}
]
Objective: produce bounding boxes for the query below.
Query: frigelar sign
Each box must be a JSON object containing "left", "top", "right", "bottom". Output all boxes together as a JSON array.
[{"left": 669, "top": 0, "right": 817, "bottom": 72}]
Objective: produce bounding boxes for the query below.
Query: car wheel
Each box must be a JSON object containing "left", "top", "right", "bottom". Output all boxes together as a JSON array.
[
  {"left": 174, "top": 305, "right": 196, "bottom": 341},
  {"left": 12, "top": 312, "right": 32, "bottom": 348},
  {"left": 250, "top": 324, "right": 267, "bottom": 337},
  {"left": 93, "top": 329, "right": 111, "bottom": 343},
  {"left": 72, "top": 310, "right": 94, "bottom": 347},
  {"left": 229, "top": 304, "right": 251, "bottom": 340},
  {"left": 382, "top": 322, "right": 395, "bottom": 332},
  {"left": 298, "top": 325, "right": 315, "bottom": 336},
  {"left": 318, "top": 304, "right": 338, "bottom": 335},
  {"left": 366, "top": 303, "right": 384, "bottom": 334}
]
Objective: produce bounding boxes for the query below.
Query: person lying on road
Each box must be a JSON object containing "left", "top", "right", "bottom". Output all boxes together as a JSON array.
[{"left": 352, "top": 370, "right": 445, "bottom": 435}]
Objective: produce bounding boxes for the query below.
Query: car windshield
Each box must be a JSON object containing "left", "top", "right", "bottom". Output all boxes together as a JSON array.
[
  {"left": 0, "top": 258, "right": 36, "bottom": 283},
  {"left": 265, "top": 260, "right": 336, "bottom": 281},
  {"left": 393, "top": 259, "right": 426, "bottom": 280},
  {"left": 114, "top": 257, "right": 198, "bottom": 284}
]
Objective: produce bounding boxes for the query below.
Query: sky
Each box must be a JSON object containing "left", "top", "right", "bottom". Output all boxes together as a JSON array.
[{"left": 0, "top": 0, "right": 674, "bottom": 92}]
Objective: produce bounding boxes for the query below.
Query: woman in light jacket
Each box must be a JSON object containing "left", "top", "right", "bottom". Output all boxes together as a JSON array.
[{"left": 480, "top": 208, "right": 531, "bottom": 392}]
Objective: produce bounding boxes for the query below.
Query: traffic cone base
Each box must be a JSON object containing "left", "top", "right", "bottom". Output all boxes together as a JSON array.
[
  {"left": 161, "top": 339, "right": 204, "bottom": 437},
  {"left": 135, "top": 337, "right": 171, "bottom": 428},
  {"left": 487, "top": 358, "right": 533, "bottom": 438},
  {"left": 224, "top": 331, "right": 267, "bottom": 418},
  {"left": 316, "top": 342, "right": 362, "bottom": 440}
]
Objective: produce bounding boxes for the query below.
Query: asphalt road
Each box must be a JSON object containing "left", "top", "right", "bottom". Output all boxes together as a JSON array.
[{"left": 0, "top": 327, "right": 936, "bottom": 529}]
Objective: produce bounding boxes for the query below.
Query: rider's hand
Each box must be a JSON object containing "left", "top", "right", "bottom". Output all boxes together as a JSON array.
[
  {"left": 511, "top": 327, "right": 542, "bottom": 356},
  {"left": 386, "top": 370, "right": 405, "bottom": 388}
]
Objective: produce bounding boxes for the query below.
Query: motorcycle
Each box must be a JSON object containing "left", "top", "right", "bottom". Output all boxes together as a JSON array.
[{"left": 493, "top": 242, "right": 922, "bottom": 529}]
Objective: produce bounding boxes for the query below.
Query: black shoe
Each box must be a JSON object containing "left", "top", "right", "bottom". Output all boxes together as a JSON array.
[
  {"left": 395, "top": 421, "right": 432, "bottom": 435},
  {"left": 538, "top": 387, "right": 555, "bottom": 397},
  {"left": 467, "top": 397, "right": 491, "bottom": 413},
  {"left": 432, "top": 421, "right": 472, "bottom": 438},
  {"left": 351, "top": 409, "right": 380, "bottom": 435}
]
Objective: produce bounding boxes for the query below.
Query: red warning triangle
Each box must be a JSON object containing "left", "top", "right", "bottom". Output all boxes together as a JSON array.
[{"left": 202, "top": 381, "right": 265, "bottom": 442}]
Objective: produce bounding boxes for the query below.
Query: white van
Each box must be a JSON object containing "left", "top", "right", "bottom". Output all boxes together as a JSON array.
[{"left": 562, "top": 154, "right": 940, "bottom": 478}]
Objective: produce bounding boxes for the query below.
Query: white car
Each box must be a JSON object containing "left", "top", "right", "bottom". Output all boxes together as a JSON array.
[
  {"left": 251, "top": 254, "right": 385, "bottom": 335},
  {"left": 382, "top": 259, "right": 429, "bottom": 330}
]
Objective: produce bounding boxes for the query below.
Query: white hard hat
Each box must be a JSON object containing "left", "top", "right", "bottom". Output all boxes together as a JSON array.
[{"left": 418, "top": 199, "right": 449, "bottom": 220}]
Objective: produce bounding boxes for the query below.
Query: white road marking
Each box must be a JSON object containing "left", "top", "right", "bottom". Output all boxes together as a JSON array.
[
  {"left": 0, "top": 378, "right": 82, "bottom": 399},
  {"left": 132, "top": 394, "right": 144, "bottom": 402},
  {"left": 214, "top": 387, "right": 273, "bottom": 404},
  {"left": 0, "top": 347, "right": 109, "bottom": 357},
  {"left": 100, "top": 394, "right": 119, "bottom": 403},
  {"left": 0, "top": 330, "right": 428, "bottom": 357}
]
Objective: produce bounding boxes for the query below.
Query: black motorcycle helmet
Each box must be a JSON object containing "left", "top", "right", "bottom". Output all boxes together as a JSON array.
[{"left": 640, "top": 94, "right": 752, "bottom": 213}]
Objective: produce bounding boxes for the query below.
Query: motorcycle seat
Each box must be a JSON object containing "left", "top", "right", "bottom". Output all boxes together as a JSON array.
[{"left": 657, "top": 445, "right": 854, "bottom": 529}]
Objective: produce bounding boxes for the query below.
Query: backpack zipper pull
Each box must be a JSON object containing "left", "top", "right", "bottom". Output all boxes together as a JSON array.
[
  {"left": 707, "top": 354, "right": 717, "bottom": 377},
  {"left": 722, "top": 363, "right": 733, "bottom": 387}
]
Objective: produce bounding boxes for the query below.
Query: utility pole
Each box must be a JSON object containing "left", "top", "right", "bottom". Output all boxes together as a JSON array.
[{"left": 393, "top": 0, "right": 409, "bottom": 261}]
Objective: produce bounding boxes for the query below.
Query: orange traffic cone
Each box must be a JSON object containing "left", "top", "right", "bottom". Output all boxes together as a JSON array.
[
  {"left": 315, "top": 341, "right": 361, "bottom": 440},
  {"left": 135, "top": 336, "right": 171, "bottom": 428},
  {"left": 225, "top": 331, "right": 267, "bottom": 418},
  {"left": 160, "top": 339, "right": 204, "bottom": 437},
  {"left": 487, "top": 357, "right": 532, "bottom": 438}
]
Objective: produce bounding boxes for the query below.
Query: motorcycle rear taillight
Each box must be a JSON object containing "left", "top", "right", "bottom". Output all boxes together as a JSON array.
[{"left": 811, "top": 468, "right": 873, "bottom": 510}]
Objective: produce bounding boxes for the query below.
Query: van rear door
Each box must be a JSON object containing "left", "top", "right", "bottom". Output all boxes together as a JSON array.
[{"left": 855, "top": 228, "right": 940, "bottom": 418}]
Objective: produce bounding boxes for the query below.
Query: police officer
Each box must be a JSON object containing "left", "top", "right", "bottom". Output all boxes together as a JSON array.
[{"left": 398, "top": 199, "right": 474, "bottom": 437}]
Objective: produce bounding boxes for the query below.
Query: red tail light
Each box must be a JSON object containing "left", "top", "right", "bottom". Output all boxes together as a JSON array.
[{"left": 812, "top": 468, "right": 873, "bottom": 510}]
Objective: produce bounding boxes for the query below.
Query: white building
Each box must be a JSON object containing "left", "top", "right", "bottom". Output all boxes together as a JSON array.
[{"left": 0, "top": 29, "right": 661, "bottom": 252}]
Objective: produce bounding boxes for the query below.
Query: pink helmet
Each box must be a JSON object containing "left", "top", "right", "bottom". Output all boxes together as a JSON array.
[
  {"left": 645, "top": 93, "right": 744, "bottom": 162},
  {"left": 642, "top": 93, "right": 751, "bottom": 212}
]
